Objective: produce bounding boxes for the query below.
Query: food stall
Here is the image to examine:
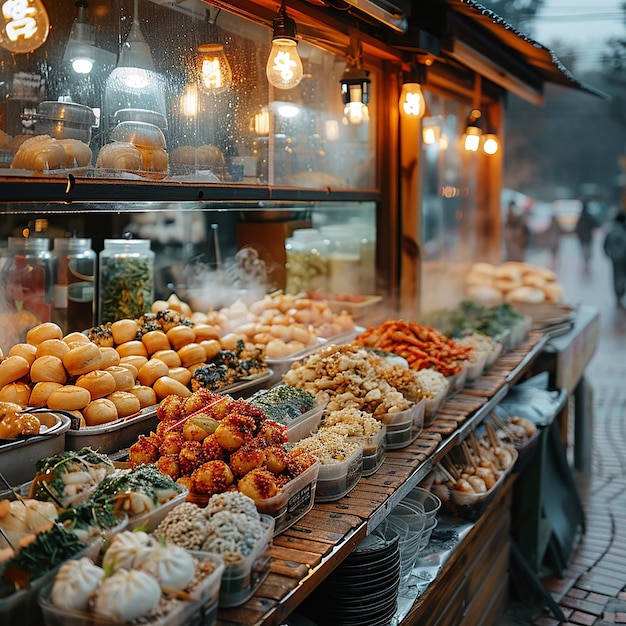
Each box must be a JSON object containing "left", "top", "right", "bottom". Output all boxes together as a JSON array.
[{"left": 0, "top": 1, "right": 600, "bottom": 625}]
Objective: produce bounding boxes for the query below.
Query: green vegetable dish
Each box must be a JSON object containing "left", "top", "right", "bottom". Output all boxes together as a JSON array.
[{"left": 249, "top": 385, "right": 316, "bottom": 425}]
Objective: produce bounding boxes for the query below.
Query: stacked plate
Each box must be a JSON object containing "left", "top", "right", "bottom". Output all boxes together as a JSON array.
[{"left": 302, "top": 526, "right": 401, "bottom": 626}]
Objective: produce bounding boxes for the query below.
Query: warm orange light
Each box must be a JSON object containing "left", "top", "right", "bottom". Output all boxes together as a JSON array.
[
  {"left": 483, "top": 133, "right": 500, "bottom": 155},
  {"left": 399, "top": 82, "right": 426, "bottom": 120},
  {"left": 198, "top": 43, "right": 232, "bottom": 94},
  {"left": 0, "top": 0, "right": 49, "bottom": 53}
]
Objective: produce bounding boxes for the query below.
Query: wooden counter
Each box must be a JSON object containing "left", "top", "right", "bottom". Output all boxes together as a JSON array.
[{"left": 216, "top": 330, "right": 548, "bottom": 626}]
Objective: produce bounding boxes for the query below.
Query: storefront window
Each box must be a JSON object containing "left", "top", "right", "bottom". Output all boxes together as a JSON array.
[
  {"left": 421, "top": 94, "right": 479, "bottom": 311},
  {"left": 0, "top": 0, "right": 376, "bottom": 189}
]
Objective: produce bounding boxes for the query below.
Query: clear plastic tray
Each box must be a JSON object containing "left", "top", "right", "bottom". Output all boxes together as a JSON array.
[
  {"left": 65, "top": 406, "right": 159, "bottom": 455},
  {"left": 381, "top": 399, "right": 425, "bottom": 450},
  {"left": 37, "top": 551, "right": 225, "bottom": 626},
  {"left": 355, "top": 425, "right": 386, "bottom": 476},
  {"left": 0, "top": 413, "right": 71, "bottom": 486},
  {"left": 446, "top": 361, "right": 469, "bottom": 396},
  {"left": 484, "top": 341, "right": 503, "bottom": 369},
  {"left": 465, "top": 352, "right": 488, "bottom": 382},
  {"left": 219, "top": 514, "right": 274, "bottom": 607},
  {"left": 423, "top": 388, "right": 447, "bottom": 427},
  {"left": 315, "top": 443, "right": 363, "bottom": 502},
  {"left": 127, "top": 488, "right": 189, "bottom": 531},
  {"left": 254, "top": 460, "right": 320, "bottom": 535},
  {"left": 286, "top": 404, "right": 325, "bottom": 443},
  {"left": 265, "top": 340, "right": 327, "bottom": 382}
]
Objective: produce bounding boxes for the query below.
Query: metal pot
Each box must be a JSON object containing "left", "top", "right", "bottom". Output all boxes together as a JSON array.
[
  {"left": 114, "top": 108, "right": 167, "bottom": 130},
  {"left": 27, "top": 101, "right": 98, "bottom": 143}
]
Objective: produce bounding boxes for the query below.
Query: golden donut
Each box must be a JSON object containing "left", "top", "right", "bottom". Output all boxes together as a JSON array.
[
  {"left": 166, "top": 325, "right": 195, "bottom": 350},
  {"left": 30, "top": 355, "right": 68, "bottom": 384},
  {"left": 76, "top": 369, "right": 117, "bottom": 400},
  {"left": 83, "top": 398, "right": 119, "bottom": 426},
  {"left": 62, "top": 331, "right": 91, "bottom": 346},
  {"left": 141, "top": 330, "right": 170, "bottom": 354},
  {"left": 177, "top": 343, "right": 206, "bottom": 368},
  {"left": 168, "top": 367, "right": 192, "bottom": 386},
  {"left": 62, "top": 342, "right": 103, "bottom": 376},
  {"left": 107, "top": 390, "right": 141, "bottom": 417},
  {"left": 0, "top": 382, "right": 31, "bottom": 406},
  {"left": 35, "top": 338, "right": 70, "bottom": 360},
  {"left": 200, "top": 339, "right": 221, "bottom": 361},
  {"left": 110, "top": 319, "right": 138, "bottom": 345},
  {"left": 115, "top": 340, "right": 148, "bottom": 359},
  {"left": 0, "top": 355, "right": 31, "bottom": 388},
  {"left": 192, "top": 324, "right": 221, "bottom": 342},
  {"left": 7, "top": 343, "right": 37, "bottom": 366},
  {"left": 153, "top": 376, "right": 192, "bottom": 400},
  {"left": 128, "top": 384, "right": 157, "bottom": 408},
  {"left": 47, "top": 385, "right": 91, "bottom": 410},
  {"left": 119, "top": 355, "right": 148, "bottom": 372},
  {"left": 98, "top": 346, "right": 121, "bottom": 369},
  {"left": 151, "top": 349, "right": 181, "bottom": 368},
  {"left": 26, "top": 322, "right": 63, "bottom": 346},
  {"left": 137, "top": 358, "right": 169, "bottom": 386},
  {"left": 105, "top": 365, "right": 136, "bottom": 391},
  {"left": 29, "top": 381, "right": 63, "bottom": 407}
]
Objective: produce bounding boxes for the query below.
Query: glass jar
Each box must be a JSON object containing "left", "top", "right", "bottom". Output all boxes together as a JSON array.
[
  {"left": 285, "top": 229, "right": 328, "bottom": 295},
  {"left": 98, "top": 238, "right": 154, "bottom": 324},
  {"left": 0, "top": 237, "right": 55, "bottom": 350},
  {"left": 321, "top": 225, "right": 362, "bottom": 296},
  {"left": 53, "top": 237, "right": 96, "bottom": 333}
]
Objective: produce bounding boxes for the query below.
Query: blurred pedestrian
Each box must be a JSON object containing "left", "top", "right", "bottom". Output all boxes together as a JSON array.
[
  {"left": 503, "top": 200, "right": 528, "bottom": 262},
  {"left": 603, "top": 212, "right": 626, "bottom": 308},
  {"left": 545, "top": 213, "right": 562, "bottom": 268},
  {"left": 575, "top": 201, "right": 597, "bottom": 271}
]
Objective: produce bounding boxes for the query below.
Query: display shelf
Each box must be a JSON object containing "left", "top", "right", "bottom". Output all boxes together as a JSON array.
[{"left": 215, "top": 331, "right": 547, "bottom": 626}]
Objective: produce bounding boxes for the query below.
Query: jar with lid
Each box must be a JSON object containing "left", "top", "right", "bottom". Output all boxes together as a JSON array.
[
  {"left": 285, "top": 229, "right": 328, "bottom": 295},
  {"left": 0, "top": 237, "right": 55, "bottom": 350},
  {"left": 320, "top": 225, "right": 362, "bottom": 296},
  {"left": 98, "top": 238, "right": 154, "bottom": 324},
  {"left": 52, "top": 237, "right": 96, "bottom": 333}
]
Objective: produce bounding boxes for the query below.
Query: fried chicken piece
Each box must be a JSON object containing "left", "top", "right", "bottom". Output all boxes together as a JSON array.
[
  {"left": 156, "top": 454, "right": 181, "bottom": 480},
  {"left": 159, "top": 430, "right": 185, "bottom": 456},
  {"left": 237, "top": 467, "right": 279, "bottom": 502},
  {"left": 257, "top": 419, "right": 287, "bottom": 446},
  {"left": 214, "top": 413, "right": 257, "bottom": 452},
  {"left": 191, "top": 460, "right": 234, "bottom": 495},
  {"left": 179, "top": 440, "right": 206, "bottom": 475},
  {"left": 264, "top": 445, "right": 290, "bottom": 474},
  {"left": 229, "top": 441, "right": 266, "bottom": 477},
  {"left": 129, "top": 435, "right": 160, "bottom": 467},
  {"left": 157, "top": 394, "right": 186, "bottom": 421},
  {"left": 201, "top": 434, "right": 229, "bottom": 462}
]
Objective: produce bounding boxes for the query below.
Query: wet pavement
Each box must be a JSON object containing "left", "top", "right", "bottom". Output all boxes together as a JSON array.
[{"left": 502, "top": 227, "right": 626, "bottom": 625}]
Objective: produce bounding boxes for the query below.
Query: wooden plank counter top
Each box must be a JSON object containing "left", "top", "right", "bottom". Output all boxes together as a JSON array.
[{"left": 216, "top": 331, "right": 548, "bottom": 626}]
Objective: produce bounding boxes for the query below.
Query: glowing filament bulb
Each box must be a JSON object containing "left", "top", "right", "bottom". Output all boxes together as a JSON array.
[
  {"left": 399, "top": 83, "right": 426, "bottom": 119},
  {"left": 266, "top": 38, "right": 303, "bottom": 90},
  {"left": 198, "top": 43, "right": 232, "bottom": 94}
]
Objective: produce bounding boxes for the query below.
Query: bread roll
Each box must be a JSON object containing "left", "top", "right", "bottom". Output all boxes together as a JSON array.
[
  {"left": 63, "top": 342, "right": 102, "bottom": 376},
  {"left": 83, "top": 398, "right": 119, "bottom": 426},
  {"left": 62, "top": 332, "right": 91, "bottom": 346},
  {"left": 76, "top": 369, "right": 117, "bottom": 400},
  {"left": 493, "top": 277, "right": 521, "bottom": 293},
  {"left": 29, "top": 381, "right": 63, "bottom": 407},
  {"left": 99, "top": 346, "right": 121, "bottom": 369},
  {"left": 138, "top": 146, "right": 168, "bottom": 173},
  {"left": 153, "top": 376, "right": 192, "bottom": 400},
  {"left": 170, "top": 145, "right": 196, "bottom": 167},
  {"left": 105, "top": 365, "right": 135, "bottom": 391},
  {"left": 11, "top": 135, "right": 65, "bottom": 171},
  {"left": 200, "top": 339, "right": 221, "bottom": 361},
  {"left": 7, "top": 343, "right": 37, "bottom": 366},
  {"left": 47, "top": 385, "right": 91, "bottom": 410},
  {"left": 177, "top": 343, "right": 206, "bottom": 368},
  {"left": 0, "top": 355, "right": 31, "bottom": 388},
  {"left": 522, "top": 273, "right": 547, "bottom": 289},
  {"left": 0, "top": 382, "right": 31, "bottom": 406},
  {"left": 107, "top": 390, "right": 140, "bottom": 417},
  {"left": 168, "top": 367, "right": 192, "bottom": 386},
  {"left": 30, "top": 355, "right": 68, "bottom": 384},
  {"left": 119, "top": 355, "right": 148, "bottom": 372},
  {"left": 137, "top": 358, "right": 169, "bottom": 386},
  {"left": 150, "top": 350, "right": 181, "bottom": 368},
  {"left": 58, "top": 138, "right": 92, "bottom": 168},
  {"left": 116, "top": 340, "right": 148, "bottom": 359},
  {"left": 505, "top": 286, "right": 545, "bottom": 304},
  {"left": 141, "top": 330, "right": 170, "bottom": 355},
  {"left": 110, "top": 319, "right": 139, "bottom": 345},
  {"left": 466, "top": 285, "right": 504, "bottom": 305},
  {"left": 128, "top": 384, "right": 157, "bottom": 408},
  {"left": 192, "top": 324, "right": 221, "bottom": 342},
  {"left": 96, "top": 141, "right": 142, "bottom": 171},
  {"left": 195, "top": 145, "right": 225, "bottom": 168},
  {"left": 36, "top": 339, "right": 70, "bottom": 360},
  {"left": 544, "top": 282, "right": 564, "bottom": 303},
  {"left": 166, "top": 325, "right": 195, "bottom": 350},
  {"left": 26, "top": 322, "right": 63, "bottom": 346}
]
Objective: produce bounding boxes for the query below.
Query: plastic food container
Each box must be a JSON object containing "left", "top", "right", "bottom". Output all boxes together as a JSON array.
[
  {"left": 484, "top": 341, "right": 503, "bottom": 369},
  {"left": 465, "top": 352, "right": 488, "bottom": 382},
  {"left": 423, "top": 388, "right": 448, "bottom": 427},
  {"left": 219, "top": 514, "right": 274, "bottom": 607},
  {"left": 381, "top": 399, "right": 425, "bottom": 450},
  {"left": 37, "top": 551, "right": 225, "bottom": 626},
  {"left": 65, "top": 406, "right": 159, "bottom": 455},
  {"left": 446, "top": 361, "right": 469, "bottom": 396},
  {"left": 127, "top": 488, "right": 189, "bottom": 531},
  {"left": 286, "top": 403, "right": 325, "bottom": 442},
  {"left": 315, "top": 442, "right": 363, "bottom": 502},
  {"left": 265, "top": 339, "right": 327, "bottom": 383},
  {"left": 0, "top": 413, "right": 71, "bottom": 486},
  {"left": 352, "top": 424, "right": 386, "bottom": 476},
  {"left": 254, "top": 460, "right": 320, "bottom": 535}
]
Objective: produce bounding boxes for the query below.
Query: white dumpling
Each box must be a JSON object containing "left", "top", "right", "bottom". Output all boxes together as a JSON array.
[
  {"left": 134, "top": 543, "right": 195, "bottom": 590},
  {"left": 94, "top": 568, "right": 161, "bottom": 622},
  {"left": 50, "top": 557, "right": 105, "bottom": 611},
  {"left": 102, "top": 530, "right": 154, "bottom": 572}
]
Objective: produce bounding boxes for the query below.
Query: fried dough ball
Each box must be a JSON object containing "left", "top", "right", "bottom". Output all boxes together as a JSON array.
[
  {"left": 178, "top": 440, "right": 206, "bottom": 475},
  {"left": 155, "top": 419, "right": 176, "bottom": 439},
  {"left": 156, "top": 454, "right": 181, "bottom": 480},
  {"left": 156, "top": 394, "right": 186, "bottom": 421},
  {"left": 191, "top": 460, "right": 234, "bottom": 495},
  {"left": 128, "top": 435, "right": 160, "bottom": 467},
  {"left": 264, "top": 445, "right": 290, "bottom": 474},
  {"left": 159, "top": 430, "right": 185, "bottom": 456},
  {"left": 213, "top": 413, "right": 257, "bottom": 452},
  {"left": 237, "top": 467, "right": 279, "bottom": 502},
  {"left": 177, "top": 475, "right": 193, "bottom": 492},
  {"left": 285, "top": 450, "right": 318, "bottom": 479},
  {"left": 229, "top": 441, "right": 266, "bottom": 477},
  {"left": 182, "top": 419, "right": 211, "bottom": 442},
  {"left": 182, "top": 388, "right": 222, "bottom": 415},
  {"left": 257, "top": 419, "right": 288, "bottom": 446},
  {"left": 201, "top": 433, "right": 229, "bottom": 462}
]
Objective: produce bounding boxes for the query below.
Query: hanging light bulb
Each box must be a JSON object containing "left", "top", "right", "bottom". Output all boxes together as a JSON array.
[
  {"left": 340, "top": 62, "right": 370, "bottom": 126},
  {"left": 266, "top": 1, "right": 303, "bottom": 90},
  {"left": 422, "top": 115, "right": 442, "bottom": 145},
  {"left": 180, "top": 82, "right": 199, "bottom": 117},
  {"left": 399, "top": 82, "right": 426, "bottom": 120},
  {"left": 0, "top": 0, "right": 50, "bottom": 53},
  {"left": 198, "top": 43, "right": 232, "bottom": 94},
  {"left": 463, "top": 109, "right": 482, "bottom": 152},
  {"left": 483, "top": 132, "right": 500, "bottom": 155},
  {"left": 64, "top": 0, "right": 95, "bottom": 74}
]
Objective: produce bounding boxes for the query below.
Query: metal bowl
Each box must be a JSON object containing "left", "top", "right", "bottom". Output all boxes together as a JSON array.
[
  {"left": 27, "top": 101, "right": 97, "bottom": 142},
  {"left": 110, "top": 121, "right": 166, "bottom": 148},
  {"left": 114, "top": 108, "right": 167, "bottom": 130}
]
